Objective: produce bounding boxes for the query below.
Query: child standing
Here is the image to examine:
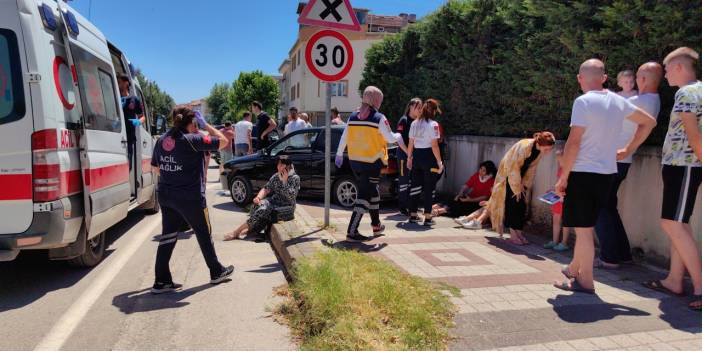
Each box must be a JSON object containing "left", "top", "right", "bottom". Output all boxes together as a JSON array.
[
  {"left": 616, "top": 70, "right": 638, "bottom": 98},
  {"left": 544, "top": 150, "right": 570, "bottom": 251}
]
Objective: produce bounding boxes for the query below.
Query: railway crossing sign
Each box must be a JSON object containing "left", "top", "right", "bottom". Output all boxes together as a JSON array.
[
  {"left": 298, "top": 0, "right": 362, "bottom": 32},
  {"left": 305, "top": 29, "right": 354, "bottom": 82}
]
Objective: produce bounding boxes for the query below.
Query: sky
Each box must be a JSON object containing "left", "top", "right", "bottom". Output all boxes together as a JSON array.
[{"left": 67, "top": 0, "right": 446, "bottom": 104}]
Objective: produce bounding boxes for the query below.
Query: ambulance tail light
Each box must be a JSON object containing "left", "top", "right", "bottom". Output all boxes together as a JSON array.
[{"left": 32, "top": 129, "right": 61, "bottom": 202}]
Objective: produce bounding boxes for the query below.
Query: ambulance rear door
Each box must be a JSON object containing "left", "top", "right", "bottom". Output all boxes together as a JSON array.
[
  {"left": 0, "top": 0, "right": 32, "bottom": 234},
  {"left": 57, "top": 3, "right": 129, "bottom": 236}
]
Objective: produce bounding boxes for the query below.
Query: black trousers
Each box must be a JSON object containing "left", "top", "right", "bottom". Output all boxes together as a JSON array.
[
  {"left": 347, "top": 160, "right": 382, "bottom": 235},
  {"left": 594, "top": 163, "right": 632, "bottom": 263},
  {"left": 155, "top": 189, "right": 224, "bottom": 283},
  {"left": 397, "top": 158, "right": 411, "bottom": 211},
  {"left": 409, "top": 148, "right": 439, "bottom": 215},
  {"left": 504, "top": 178, "right": 527, "bottom": 230}
]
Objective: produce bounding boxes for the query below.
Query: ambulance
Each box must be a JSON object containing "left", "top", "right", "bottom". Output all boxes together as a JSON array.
[{"left": 0, "top": 0, "right": 159, "bottom": 266}]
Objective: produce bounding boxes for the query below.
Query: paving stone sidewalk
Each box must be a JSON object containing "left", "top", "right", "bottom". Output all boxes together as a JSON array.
[{"left": 296, "top": 201, "right": 702, "bottom": 351}]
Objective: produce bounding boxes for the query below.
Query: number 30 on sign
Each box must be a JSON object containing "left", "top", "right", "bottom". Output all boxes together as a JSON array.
[{"left": 305, "top": 30, "right": 354, "bottom": 82}]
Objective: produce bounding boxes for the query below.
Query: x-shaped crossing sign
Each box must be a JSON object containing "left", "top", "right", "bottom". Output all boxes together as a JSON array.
[
  {"left": 298, "top": 0, "right": 363, "bottom": 32},
  {"left": 319, "top": 0, "right": 343, "bottom": 22}
]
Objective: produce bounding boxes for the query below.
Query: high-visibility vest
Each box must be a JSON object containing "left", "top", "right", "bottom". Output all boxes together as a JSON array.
[{"left": 346, "top": 111, "right": 389, "bottom": 165}]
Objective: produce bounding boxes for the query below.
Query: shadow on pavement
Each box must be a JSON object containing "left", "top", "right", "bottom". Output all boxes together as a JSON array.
[
  {"left": 394, "top": 222, "right": 432, "bottom": 232},
  {"left": 322, "top": 238, "right": 389, "bottom": 253},
  {"left": 212, "top": 202, "right": 247, "bottom": 213},
  {"left": 112, "top": 282, "right": 229, "bottom": 314},
  {"left": 548, "top": 294, "right": 649, "bottom": 323},
  {"left": 246, "top": 263, "right": 283, "bottom": 274},
  {"left": 485, "top": 236, "right": 545, "bottom": 261},
  {"left": 151, "top": 231, "right": 194, "bottom": 242},
  {"left": 0, "top": 211, "right": 149, "bottom": 313}
]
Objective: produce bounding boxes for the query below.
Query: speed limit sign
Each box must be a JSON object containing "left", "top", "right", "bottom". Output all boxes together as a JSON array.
[{"left": 305, "top": 30, "right": 354, "bottom": 82}]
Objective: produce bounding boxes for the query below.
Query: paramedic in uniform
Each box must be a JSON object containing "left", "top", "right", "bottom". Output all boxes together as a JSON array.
[
  {"left": 335, "top": 86, "right": 405, "bottom": 242},
  {"left": 118, "top": 74, "right": 145, "bottom": 170},
  {"left": 150, "top": 107, "right": 234, "bottom": 294}
]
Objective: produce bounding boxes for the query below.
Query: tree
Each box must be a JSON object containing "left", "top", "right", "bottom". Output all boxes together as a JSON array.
[
  {"left": 361, "top": 0, "right": 702, "bottom": 145},
  {"left": 205, "top": 82, "right": 231, "bottom": 125},
  {"left": 228, "top": 70, "right": 279, "bottom": 118},
  {"left": 136, "top": 72, "right": 175, "bottom": 120}
]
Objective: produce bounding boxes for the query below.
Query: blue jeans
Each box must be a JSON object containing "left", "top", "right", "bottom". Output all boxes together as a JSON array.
[
  {"left": 235, "top": 143, "right": 250, "bottom": 157},
  {"left": 594, "top": 162, "right": 632, "bottom": 264}
]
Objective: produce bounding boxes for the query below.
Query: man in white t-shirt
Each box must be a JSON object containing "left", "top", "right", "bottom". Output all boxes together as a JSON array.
[
  {"left": 234, "top": 112, "right": 254, "bottom": 156},
  {"left": 554, "top": 59, "right": 656, "bottom": 294},
  {"left": 594, "top": 62, "right": 662, "bottom": 269},
  {"left": 284, "top": 109, "right": 310, "bottom": 147}
]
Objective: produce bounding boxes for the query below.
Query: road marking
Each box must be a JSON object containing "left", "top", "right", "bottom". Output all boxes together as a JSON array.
[{"left": 34, "top": 216, "right": 161, "bottom": 351}]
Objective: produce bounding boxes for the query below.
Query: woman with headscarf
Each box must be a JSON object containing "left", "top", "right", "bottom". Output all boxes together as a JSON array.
[
  {"left": 487, "top": 132, "right": 556, "bottom": 245},
  {"left": 335, "top": 86, "right": 404, "bottom": 242}
]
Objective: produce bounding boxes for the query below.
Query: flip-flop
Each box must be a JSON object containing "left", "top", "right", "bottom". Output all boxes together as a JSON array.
[
  {"left": 594, "top": 259, "right": 620, "bottom": 270},
  {"left": 553, "top": 280, "right": 595, "bottom": 294},
  {"left": 223, "top": 233, "right": 241, "bottom": 241},
  {"left": 561, "top": 265, "right": 577, "bottom": 280},
  {"left": 641, "top": 280, "right": 684, "bottom": 297},
  {"left": 689, "top": 294, "right": 702, "bottom": 311}
]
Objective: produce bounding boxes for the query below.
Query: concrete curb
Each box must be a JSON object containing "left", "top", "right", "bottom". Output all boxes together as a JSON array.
[{"left": 270, "top": 206, "right": 334, "bottom": 278}]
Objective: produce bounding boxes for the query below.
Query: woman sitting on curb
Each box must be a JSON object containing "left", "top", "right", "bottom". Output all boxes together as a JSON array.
[
  {"left": 225, "top": 158, "right": 300, "bottom": 240},
  {"left": 433, "top": 160, "right": 496, "bottom": 217}
]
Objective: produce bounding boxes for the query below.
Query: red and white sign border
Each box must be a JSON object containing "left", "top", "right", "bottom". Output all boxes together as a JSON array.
[
  {"left": 305, "top": 29, "right": 354, "bottom": 82},
  {"left": 298, "top": 0, "right": 362, "bottom": 32}
]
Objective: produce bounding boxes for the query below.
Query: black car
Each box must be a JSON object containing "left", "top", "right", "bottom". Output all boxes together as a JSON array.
[
  {"left": 220, "top": 126, "right": 398, "bottom": 208},
  {"left": 211, "top": 126, "right": 280, "bottom": 165}
]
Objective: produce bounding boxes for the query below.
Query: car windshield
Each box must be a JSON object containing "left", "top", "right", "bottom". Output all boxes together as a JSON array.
[
  {"left": 270, "top": 130, "right": 318, "bottom": 156},
  {"left": 0, "top": 29, "right": 24, "bottom": 125}
]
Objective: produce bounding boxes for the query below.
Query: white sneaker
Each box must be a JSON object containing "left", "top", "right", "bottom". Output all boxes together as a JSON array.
[
  {"left": 454, "top": 217, "right": 468, "bottom": 225},
  {"left": 462, "top": 220, "right": 482, "bottom": 230}
]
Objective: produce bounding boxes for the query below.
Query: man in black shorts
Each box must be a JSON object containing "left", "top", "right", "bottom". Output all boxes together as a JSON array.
[
  {"left": 642, "top": 47, "right": 702, "bottom": 310},
  {"left": 555, "top": 59, "right": 656, "bottom": 294}
]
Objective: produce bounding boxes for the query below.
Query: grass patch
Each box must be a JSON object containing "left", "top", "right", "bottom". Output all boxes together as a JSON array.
[{"left": 275, "top": 250, "right": 456, "bottom": 350}]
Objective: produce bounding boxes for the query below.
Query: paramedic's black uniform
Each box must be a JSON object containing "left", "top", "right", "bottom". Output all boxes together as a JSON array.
[{"left": 151, "top": 129, "right": 226, "bottom": 284}]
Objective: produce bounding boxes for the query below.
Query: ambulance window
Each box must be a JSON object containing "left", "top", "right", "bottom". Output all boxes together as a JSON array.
[
  {"left": 72, "top": 45, "right": 121, "bottom": 133},
  {"left": 0, "top": 29, "right": 25, "bottom": 125},
  {"left": 135, "top": 87, "right": 149, "bottom": 131}
]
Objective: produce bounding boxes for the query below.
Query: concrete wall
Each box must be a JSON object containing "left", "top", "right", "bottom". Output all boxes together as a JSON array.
[{"left": 440, "top": 135, "right": 702, "bottom": 263}]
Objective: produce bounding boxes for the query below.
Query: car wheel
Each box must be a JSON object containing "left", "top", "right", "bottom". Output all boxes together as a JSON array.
[
  {"left": 230, "top": 175, "right": 254, "bottom": 207},
  {"left": 143, "top": 188, "right": 160, "bottom": 215},
  {"left": 333, "top": 176, "right": 358, "bottom": 208},
  {"left": 68, "top": 231, "right": 106, "bottom": 268}
]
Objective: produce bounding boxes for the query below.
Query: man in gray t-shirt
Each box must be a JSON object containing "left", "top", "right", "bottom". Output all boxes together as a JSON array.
[
  {"left": 555, "top": 59, "right": 656, "bottom": 294},
  {"left": 594, "top": 62, "right": 662, "bottom": 269}
]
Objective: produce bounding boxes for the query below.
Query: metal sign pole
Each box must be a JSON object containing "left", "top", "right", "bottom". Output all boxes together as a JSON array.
[{"left": 324, "top": 82, "right": 333, "bottom": 227}]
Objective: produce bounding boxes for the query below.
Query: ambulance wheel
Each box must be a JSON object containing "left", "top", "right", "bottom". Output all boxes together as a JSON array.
[
  {"left": 230, "top": 176, "right": 254, "bottom": 208},
  {"left": 68, "top": 231, "right": 106, "bottom": 268},
  {"left": 334, "top": 176, "right": 358, "bottom": 208}
]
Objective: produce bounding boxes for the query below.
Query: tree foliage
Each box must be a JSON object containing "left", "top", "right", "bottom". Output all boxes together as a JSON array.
[
  {"left": 205, "top": 82, "right": 231, "bottom": 125},
  {"left": 228, "top": 70, "right": 280, "bottom": 118},
  {"left": 135, "top": 72, "right": 175, "bottom": 120},
  {"left": 361, "top": 0, "right": 702, "bottom": 144}
]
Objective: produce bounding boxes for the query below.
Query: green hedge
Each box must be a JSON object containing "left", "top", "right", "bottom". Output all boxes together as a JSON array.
[{"left": 361, "top": 0, "right": 702, "bottom": 144}]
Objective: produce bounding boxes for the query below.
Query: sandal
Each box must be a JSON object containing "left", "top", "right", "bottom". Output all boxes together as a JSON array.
[
  {"left": 561, "top": 265, "right": 577, "bottom": 280},
  {"left": 553, "top": 280, "right": 595, "bottom": 294},
  {"left": 593, "top": 258, "right": 620, "bottom": 270},
  {"left": 689, "top": 294, "right": 702, "bottom": 311},
  {"left": 223, "top": 232, "right": 242, "bottom": 241},
  {"left": 642, "top": 280, "right": 684, "bottom": 297}
]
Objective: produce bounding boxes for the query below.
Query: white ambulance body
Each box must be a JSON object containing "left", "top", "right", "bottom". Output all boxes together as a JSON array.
[{"left": 0, "top": 0, "right": 159, "bottom": 266}]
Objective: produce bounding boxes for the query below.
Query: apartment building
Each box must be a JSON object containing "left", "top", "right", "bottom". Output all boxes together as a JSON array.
[{"left": 278, "top": 2, "right": 415, "bottom": 126}]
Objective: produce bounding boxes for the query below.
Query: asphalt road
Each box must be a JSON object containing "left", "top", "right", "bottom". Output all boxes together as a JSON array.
[{"left": 0, "top": 165, "right": 293, "bottom": 351}]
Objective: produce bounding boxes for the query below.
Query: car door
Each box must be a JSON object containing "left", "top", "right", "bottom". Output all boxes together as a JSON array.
[
  {"left": 58, "top": 5, "right": 129, "bottom": 237},
  {"left": 268, "top": 129, "right": 320, "bottom": 190},
  {"left": 307, "top": 128, "right": 342, "bottom": 195},
  {"left": 134, "top": 85, "right": 154, "bottom": 202}
]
